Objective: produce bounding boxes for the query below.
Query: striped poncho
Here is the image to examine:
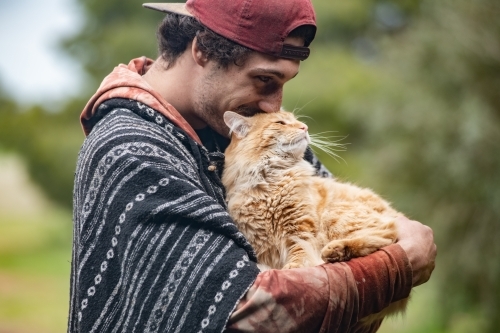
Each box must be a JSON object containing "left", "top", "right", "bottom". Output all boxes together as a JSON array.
[{"left": 68, "top": 97, "right": 261, "bottom": 333}]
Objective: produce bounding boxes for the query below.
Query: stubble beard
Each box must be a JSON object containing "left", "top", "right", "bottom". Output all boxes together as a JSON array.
[
  {"left": 196, "top": 102, "right": 261, "bottom": 138},
  {"left": 191, "top": 69, "right": 230, "bottom": 137},
  {"left": 193, "top": 68, "right": 261, "bottom": 137},
  {"left": 196, "top": 98, "right": 230, "bottom": 137}
]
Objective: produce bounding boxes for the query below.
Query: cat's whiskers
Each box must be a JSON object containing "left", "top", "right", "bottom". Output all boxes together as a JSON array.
[
  {"left": 294, "top": 114, "right": 314, "bottom": 122},
  {"left": 309, "top": 133, "right": 349, "bottom": 164},
  {"left": 289, "top": 97, "right": 318, "bottom": 117}
]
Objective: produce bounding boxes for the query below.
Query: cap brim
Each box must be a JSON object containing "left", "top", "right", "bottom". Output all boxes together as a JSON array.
[{"left": 142, "top": 3, "right": 193, "bottom": 17}]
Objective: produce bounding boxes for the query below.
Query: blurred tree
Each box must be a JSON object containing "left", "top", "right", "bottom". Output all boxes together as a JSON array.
[
  {"left": 0, "top": 0, "right": 165, "bottom": 209},
  {"left": 286, "top": 0, "right": 500, "bottom": 332},
  {"left": 339, "top": 0, "right": 500, "bottom": 331},
  {"left": 61, "top": 0, "right": 163, "bottom": 86},
  {"left": 0, "top": 95, "right": 84, "bottom": 208}
]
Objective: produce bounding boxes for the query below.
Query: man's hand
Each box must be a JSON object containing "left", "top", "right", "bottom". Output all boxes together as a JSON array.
[{"left": 395, "top": 216, "right": 437, "bottom": 287}]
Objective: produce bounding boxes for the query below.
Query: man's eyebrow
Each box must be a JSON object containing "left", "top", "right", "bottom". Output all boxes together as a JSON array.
[{"left": 250, "top": 68, "right": 299, "bottom": 80}]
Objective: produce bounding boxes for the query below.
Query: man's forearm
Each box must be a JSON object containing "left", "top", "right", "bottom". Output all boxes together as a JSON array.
[
  {"left": 346, "top": 244, "right": 412, "bottom": 319},
  {"left": 226, "top": 244, "right": 412, "bottom": 333}
]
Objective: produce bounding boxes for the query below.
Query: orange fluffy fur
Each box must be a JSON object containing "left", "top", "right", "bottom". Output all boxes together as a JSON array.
[{"left": 222, "top": 110, "right": 409, "bottom": 323}]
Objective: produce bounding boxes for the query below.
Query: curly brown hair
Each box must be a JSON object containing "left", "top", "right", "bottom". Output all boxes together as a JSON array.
[
  {"left": 157, "top": 14, "right": 315, "bottom": 69},
  {"left": 157, "top": 14, "right": 251, "bottom": 69}
]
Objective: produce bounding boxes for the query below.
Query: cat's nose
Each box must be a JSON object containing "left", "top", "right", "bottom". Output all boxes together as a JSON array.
[{"left": 299, "top": 124, "right": 308, "bottom": 132}]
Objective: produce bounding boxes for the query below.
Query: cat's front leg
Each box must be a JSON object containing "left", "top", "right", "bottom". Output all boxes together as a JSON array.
[
  {"left": 321, "top": 239, "right": 353, "bottom": 262},
  {"left": 321, "top": 215, "right": 398, "bottom": 262},
  {"left": 321, "top": 233, "right": 396, "bottom": 263}
]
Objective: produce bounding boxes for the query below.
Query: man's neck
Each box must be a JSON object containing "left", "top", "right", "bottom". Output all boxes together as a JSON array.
[{"left": 142, "top": 56, "right": 206, "bottom": 129}]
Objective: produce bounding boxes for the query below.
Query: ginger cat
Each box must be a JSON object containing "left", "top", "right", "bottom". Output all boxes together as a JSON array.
[{"left": 221, "top": 110, "right": 408, "bottom": 322}]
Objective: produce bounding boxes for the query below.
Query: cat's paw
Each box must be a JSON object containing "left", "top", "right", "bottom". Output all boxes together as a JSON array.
[
  {"left": 321, "top": 241, "right": 351, "bottom": 263},
  {"left": 283, "top": 262, "right": 302, "bottom": 269}
]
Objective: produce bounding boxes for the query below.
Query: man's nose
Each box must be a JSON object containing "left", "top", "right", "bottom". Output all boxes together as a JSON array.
[{"left": 257, "top": 91, "right": 283, "bottom": 113}]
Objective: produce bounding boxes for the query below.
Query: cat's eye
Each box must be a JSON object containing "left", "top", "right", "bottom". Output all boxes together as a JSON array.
[{"left": 275, "top": 121, "right": 286, "bottom": 125}]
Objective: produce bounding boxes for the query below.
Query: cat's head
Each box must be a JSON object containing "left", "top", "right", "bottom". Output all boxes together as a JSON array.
[{"left": 223, "top": 110, "right": 310, "bottom": 159}]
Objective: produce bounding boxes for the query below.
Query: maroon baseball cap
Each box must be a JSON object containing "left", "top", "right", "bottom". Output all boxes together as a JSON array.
[{"left": 143, "top": 0, "right": 316, "bottom": 60}]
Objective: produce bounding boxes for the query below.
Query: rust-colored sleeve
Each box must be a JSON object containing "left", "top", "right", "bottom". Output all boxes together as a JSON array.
[
  {"left": 226, "top": 244, "right": 412, "bottom": 333},
  {"left": 345, "top": 244, "right": 412, "bottom": 320}
]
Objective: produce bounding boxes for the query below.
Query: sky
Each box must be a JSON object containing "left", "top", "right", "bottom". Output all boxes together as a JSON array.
[{"left": 0, "top": 0, "right": 84, "bottom": 105}]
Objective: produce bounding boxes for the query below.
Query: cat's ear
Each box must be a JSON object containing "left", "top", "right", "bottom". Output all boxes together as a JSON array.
[{"left": 224, "top": 111, "right": 251, "bottom": 139}]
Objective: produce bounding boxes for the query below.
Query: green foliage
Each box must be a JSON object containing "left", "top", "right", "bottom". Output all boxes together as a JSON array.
[
  {"left": 363, "top": 2, "right": 500, "bottom": 330},
  {"left": 314, "top": 0, "right": 421, "bottom": 44},
  {"left": 61, "top": 0, "right": 165, "bottom": 85},
  {"left": 286, "top": 1, "right": 500, "bottom": 331},
  {"left": 0, "top": 97, "right": 84, "bottom": 208}
]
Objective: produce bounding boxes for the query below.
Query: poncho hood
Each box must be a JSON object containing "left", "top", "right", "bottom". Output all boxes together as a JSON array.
[{"left": 80, "top": 56, "right": 201, "bottom": 145}]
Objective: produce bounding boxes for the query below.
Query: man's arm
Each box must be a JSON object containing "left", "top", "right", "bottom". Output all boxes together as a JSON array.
[{"left": 226, "top": 216, "right": 436, "bottom": 333}]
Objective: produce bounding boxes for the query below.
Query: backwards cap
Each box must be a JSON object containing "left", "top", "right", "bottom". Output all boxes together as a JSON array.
[{"left": 143, "top": 0, "right": 316, "bottom": 60}]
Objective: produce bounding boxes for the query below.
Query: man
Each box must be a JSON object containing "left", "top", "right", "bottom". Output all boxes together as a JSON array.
[{"left": 68, "top": 0, "right": 437, "bottom": 332}]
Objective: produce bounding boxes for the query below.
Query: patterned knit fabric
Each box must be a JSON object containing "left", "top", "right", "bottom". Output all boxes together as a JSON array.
[{"left": 68, "top": 98, "right": 260, "bottom": 333}]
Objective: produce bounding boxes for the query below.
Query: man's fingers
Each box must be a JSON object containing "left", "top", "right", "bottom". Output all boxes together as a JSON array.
[{"left": 394, "top": 216, "right": 437, "bottom": 287}]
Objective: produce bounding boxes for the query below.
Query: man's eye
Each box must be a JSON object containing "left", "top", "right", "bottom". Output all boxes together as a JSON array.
[{"left": 257, "top": 76, "right": 272, "bottom": 83}]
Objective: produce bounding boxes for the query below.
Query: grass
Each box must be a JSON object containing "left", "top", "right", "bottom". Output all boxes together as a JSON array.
[
  {"left": 0, "top": 212, "right": 72, "bottom": 333},
  {"left": 0, "top": 209, "right": 72, "bottom": 333},
  {"left": 0, "top": 155, "right": 72, "bottom": 333}
]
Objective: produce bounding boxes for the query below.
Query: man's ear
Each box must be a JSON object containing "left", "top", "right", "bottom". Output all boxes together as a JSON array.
[
  {"left": 191, "top": 36, "right": 209, "bottom": 67},
  {"left": 223, "top": 111, "right": 251, "bottom": 139}
]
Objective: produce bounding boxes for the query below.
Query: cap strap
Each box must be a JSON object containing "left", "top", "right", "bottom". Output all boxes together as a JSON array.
[{"left": 280, "top": 44, "right": 310, "bottom": 60}]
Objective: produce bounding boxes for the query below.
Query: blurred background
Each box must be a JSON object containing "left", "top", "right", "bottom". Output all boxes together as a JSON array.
[{"left": 0, "top": 0, "right": 499, "bottom": 332}]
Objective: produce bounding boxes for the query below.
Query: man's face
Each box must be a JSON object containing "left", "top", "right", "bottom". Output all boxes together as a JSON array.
[{"left": 192, "top": 37, "right": 303, "bottom": 137}]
